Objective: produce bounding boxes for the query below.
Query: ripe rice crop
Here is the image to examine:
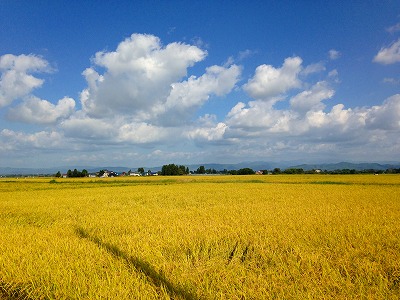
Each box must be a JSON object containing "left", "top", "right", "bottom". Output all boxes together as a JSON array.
[{"left": 1, "top": 175, "right": 399, "bottom": 299}]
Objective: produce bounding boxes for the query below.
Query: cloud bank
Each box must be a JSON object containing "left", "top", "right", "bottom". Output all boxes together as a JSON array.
[{"left": 1, "top": 33, "right": 400, "bottom": 167}]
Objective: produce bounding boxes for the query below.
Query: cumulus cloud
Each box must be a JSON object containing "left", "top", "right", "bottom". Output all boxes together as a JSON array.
[
  {"left": 72, "top": 32, "right": 242, "bottom": 142},
  {"left": 225, "top": 90, "right": 400, "bottom": 150},
  {"left": 225, "top": 95, "right": 377, "bottom": 146},
  {"left": 303, "top": 104, "right": 367, "bottom": 142},
  {"left": 0, "top": 54, "right": 51, "bottom": 107},
  {"left": 225, "top": 58, "right": 400, "bottom": 149},
  {"left": 186, "top": 122, "right": 228, "bottom": 142},
  {"left": 243, "top": 56, "right": 302, "bottom": 100},
  {"left": 290, "top": 81, "right": 335, "bottom": 114},
  {"left": 2, "top": 43, "right": 400, "bottom": 166},
  {"left": 81, "top": 33, "right": 208, "bottom": 118},
  {"left": 365, "top": 94, "right": 400, "bottom": 130},
  {"left": 7, "top": 96, "right": 75, "bottom": 124},
  {"left": 226, "top": 100, "right": 293, "bottom": 133},
  {"left": 373, "top": 39, "right": 400, "bottom": 64},
  {"left": 155, "top": 64, "right": 241, "bottom": 125},
  {"left": 117, "top": 122, "right": 172, "bottom": 144}
]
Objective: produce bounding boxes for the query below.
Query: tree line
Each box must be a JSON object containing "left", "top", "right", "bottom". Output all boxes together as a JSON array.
[
  {"left": 55, "top": 169, "right": 88, "bottom": 178},
  {"left": 55, "top": 165, "right": 400, "bottom": 177}
]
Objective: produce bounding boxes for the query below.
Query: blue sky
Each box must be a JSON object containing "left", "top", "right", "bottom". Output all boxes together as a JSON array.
[{"left": 1, "top": 1, "right": 400, "bottom": 168}]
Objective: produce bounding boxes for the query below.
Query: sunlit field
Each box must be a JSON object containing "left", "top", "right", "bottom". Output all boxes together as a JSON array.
[{"left": 1, "top": 175, "right": 399, "bottom": 299}]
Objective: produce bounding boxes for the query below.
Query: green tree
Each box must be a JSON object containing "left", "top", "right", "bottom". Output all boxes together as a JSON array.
[
  {"left": 138, "top": 167, "right": 145, "bottom": 174},
  {"left": 55, "top": 171, "right": 61, "bottom": 178},
  {"left": 178, "top": 165, "right": 186, "bottom": 175},
  {"left": 161, "top": 164, "right": 189, "bottom": 175},
  {"left": 237, "top": 168, "right": 255, "bottom": 175},
  {"left": 272, "top": 168, "right": 281, "bottom": 175},
  {"left": 197, "top": 165, "right": 206, "bottom": 174}
]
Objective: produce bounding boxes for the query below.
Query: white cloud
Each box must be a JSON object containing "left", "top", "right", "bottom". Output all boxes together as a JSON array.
[
  {"left": 373, "top": 38, "right": 400, "bottom": 65},
  {"left": 81, "top": 33, "right": 207, "bottom": 118},
  {"left": 304, "top": 104, "right": 366, "bottom": 139},
  {"left": 2, "top": 45, "right": 400, "bottom": 167},
  {"left": 60, "top": 112, "right": 179, "bottom": 145},
  {"left": 365, "top": 94, "right": 400, "bottom": 130},
  {"left": 0, "top": 54, "right": 50, "bottom": 72},
  {"left": 306, "top": 104, "right": 349, "bottom": 128},
  {"left": 243, "top": 56, "right": 302, "bottom": 100},
  {"left": 60, "top": 114, "right": 117, "bottom": 140},
  {"left": 228, "top": 76, "right": 339, "bottom": 135},
  {"left": 0, "top": 129, "right": 63, "bottom": 150},
  {"left": 290, "top": 81, "right": 335, "bottom": 114},
  {"left": 74, "top": 33, "right": 242, "bottom": 143},
  {"left": 226, "top": 100, "right": 293, "bottom": 133},
  {"left": 227, "top": 98, "right": 363, "bottom": 139},
  {"left": 186, "top": 122, "right": 228, "bottom": 142},
  {"left": 301, "top": 62, "right": 326, "bottom": 76},
  {"left": 117, "top": 122, "right": 171, "bottom": 144},
  {"left": 155, "top": 64, "right": 241, "bottom": 125},
  {"left": 224, "top": 55, "right": 400, "bottom": 150},
  {"left": 0, "top": 54, "right": 51, "bottom": 107},
  {"left": 328, "top": 49, "right": 341, "bottom": 60},
  {"left": 7, "top": 96, "right": 75, "bottom": 124}
]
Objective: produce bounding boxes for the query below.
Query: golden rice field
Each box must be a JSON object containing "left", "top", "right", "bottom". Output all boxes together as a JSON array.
[{"left": 0, "top": 175, "right": 399, "bottom": 299}]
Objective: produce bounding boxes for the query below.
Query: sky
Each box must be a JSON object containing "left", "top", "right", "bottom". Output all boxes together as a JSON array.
[{"left": 0, "top": 1, "right": 400, "bottom": 168}]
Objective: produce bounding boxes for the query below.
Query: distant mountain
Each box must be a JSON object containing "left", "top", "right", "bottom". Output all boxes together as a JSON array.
[{"left": 290, "top": 162, "right": 400, "bottom": 171}]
